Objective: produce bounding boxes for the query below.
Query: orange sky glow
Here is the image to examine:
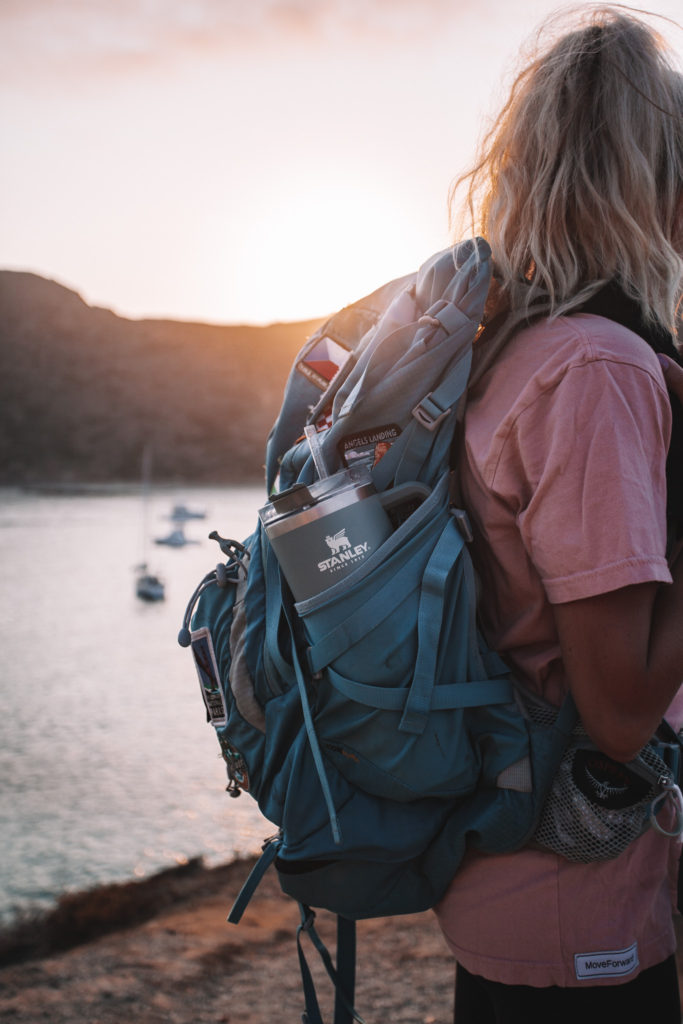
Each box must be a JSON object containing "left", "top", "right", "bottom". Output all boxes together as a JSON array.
[{"left": 1, "top": 0, "right": 681, "bottom": 324}]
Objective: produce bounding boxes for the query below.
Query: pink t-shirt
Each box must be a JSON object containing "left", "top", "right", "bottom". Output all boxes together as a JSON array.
[{"left": 434, "top": 313, "right": 683, "bottom": 988}]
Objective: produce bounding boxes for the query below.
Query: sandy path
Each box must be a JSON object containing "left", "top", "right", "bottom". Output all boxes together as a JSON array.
[{"left": 0, "top": 859, "right": 454, "bottom": 1024}]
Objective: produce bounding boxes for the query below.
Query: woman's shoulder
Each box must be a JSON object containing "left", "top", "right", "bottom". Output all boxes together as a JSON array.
[
  {"left": 513, "top": 312, "right": 663, "bottom": 380},
  {"left": 471, "top": 312, "right": 666, "bottom": 416},
  {"left": 466, "top": 312, "right": 670, "bottom": 468}
]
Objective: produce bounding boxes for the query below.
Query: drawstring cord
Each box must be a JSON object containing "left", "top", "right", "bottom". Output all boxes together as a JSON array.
[{"left": 177, "top": 535, "right": 249, "bottom": 648}]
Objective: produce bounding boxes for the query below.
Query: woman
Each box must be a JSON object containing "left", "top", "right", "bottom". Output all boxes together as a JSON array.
[{"left": 434, "top": 6, "right": 683, "bottom": 1022}]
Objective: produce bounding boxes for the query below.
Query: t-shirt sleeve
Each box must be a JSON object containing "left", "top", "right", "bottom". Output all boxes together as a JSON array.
[{"left": 492, "top": 357, "right": 672, "bottom": 603}]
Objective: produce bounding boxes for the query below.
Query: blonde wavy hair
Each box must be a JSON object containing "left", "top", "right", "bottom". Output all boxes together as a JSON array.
[{"left": 451, "top": 5, "right": 683, "bottom": 336}]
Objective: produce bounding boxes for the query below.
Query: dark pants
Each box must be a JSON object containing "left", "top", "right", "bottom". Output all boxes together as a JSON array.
[{"left": 454, "top": 955, "right": 680, "bottom": 1024}]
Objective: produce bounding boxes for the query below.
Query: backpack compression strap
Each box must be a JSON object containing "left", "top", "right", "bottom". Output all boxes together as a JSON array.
[
  {"left": 369, "top": 315, "right": 474, "bottom": 492},
  {"left": 297, "top": 907, "right": 364, "bottom": 1024},
  {"left": 274, "top": 554, "right": 343, "bottom": 845},
  {"left": 304, "top": 508, "right": 513, "bottom": 734},
  {"left": 227, "top": 841, "right": 364, "bottom": 1024}
]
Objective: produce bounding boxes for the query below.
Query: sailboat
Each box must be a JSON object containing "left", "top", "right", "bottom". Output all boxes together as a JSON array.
[
  {"left": 136, "top": 445, "right": 166, "bottom": 601},
  {"left": 154, "top": 523, "right": 200, "bottom": 547},
  {"left": 155, "top": 499, "right": 203, "bottom": 546},
  {"left": 135, "top": 564, "right": 165, "bottom": 601},
  {"left": 166, "top": 503, "right": 206, "bottom": 522}
]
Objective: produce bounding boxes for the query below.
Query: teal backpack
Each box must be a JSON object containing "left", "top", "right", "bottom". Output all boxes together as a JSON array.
[{"left": 178, "top": 238, "right": 578, "bottom": 1023}]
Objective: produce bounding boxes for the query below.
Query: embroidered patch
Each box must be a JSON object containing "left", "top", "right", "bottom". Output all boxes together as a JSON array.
[
  {"left": 190, "top": 627, "right": 228, "bottom": 728},
  {"left": 338, "top": 424, "right": 401, "bottom": 470},
  {"left": 574, "top": 943, "right": 639, "bottom": 980},
  {"left": 296, "top": 335, "right": 351, "bottom": 390}
]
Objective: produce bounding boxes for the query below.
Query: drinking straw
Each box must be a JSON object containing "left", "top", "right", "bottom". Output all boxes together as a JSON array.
[{"left": 304, "top": 425, "right": 329, "bottom": 479}]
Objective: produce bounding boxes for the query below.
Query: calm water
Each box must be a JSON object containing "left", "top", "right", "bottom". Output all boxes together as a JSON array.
[{"left": 0, "top": 485, "right": 271, "bottom": 926}]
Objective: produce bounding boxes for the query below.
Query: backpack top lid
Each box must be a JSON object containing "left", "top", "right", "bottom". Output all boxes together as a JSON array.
[{"left": 265, "top": 238, "right": 493, "bottom": 493}]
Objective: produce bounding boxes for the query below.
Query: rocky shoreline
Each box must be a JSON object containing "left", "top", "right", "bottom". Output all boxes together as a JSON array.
[{"left": 0, "top": 857, "right": 455, "bottom": 1023}]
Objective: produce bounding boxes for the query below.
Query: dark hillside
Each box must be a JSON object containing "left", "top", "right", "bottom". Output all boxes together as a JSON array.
[{"left": 0, "top": 270, "right": 325, "bottom": 484}]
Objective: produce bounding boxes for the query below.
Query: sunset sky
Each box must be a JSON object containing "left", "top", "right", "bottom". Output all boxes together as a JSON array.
[{"left": 2, "top": 1, "right": 681, "bottom": 325}]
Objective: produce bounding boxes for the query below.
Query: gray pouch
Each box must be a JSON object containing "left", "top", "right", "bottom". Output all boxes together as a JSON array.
[{"left": 522, "top": 690, "right": 683, "bottom": 862}]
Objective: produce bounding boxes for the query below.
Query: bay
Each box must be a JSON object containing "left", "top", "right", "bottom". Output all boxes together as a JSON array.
[{"left": 0, "top": 485, "right": 270, "bottom": 926}]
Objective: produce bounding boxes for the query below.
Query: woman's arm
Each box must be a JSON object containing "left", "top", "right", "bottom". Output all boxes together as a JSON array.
[{"left": 553, "top": 355, "right": 683, "bottom": 762}]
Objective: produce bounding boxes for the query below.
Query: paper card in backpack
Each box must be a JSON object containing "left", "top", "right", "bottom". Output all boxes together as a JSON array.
[{"left": 190, "top": 627, "right": 227, "bottom": 727}]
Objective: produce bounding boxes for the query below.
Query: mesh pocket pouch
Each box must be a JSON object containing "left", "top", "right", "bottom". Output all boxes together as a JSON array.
[{"left": 523, "top": 692, "right": 683, "bottom": 863}]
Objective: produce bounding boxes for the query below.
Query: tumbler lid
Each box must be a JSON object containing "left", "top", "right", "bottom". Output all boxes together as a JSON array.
[{"left": 259, "top": 465, "right": 376, "bottom": 535}]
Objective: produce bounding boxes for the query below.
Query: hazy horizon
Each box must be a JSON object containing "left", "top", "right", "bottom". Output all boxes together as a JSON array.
[{"left": 2, "top": 1, "right": 681, "bottom": 326}]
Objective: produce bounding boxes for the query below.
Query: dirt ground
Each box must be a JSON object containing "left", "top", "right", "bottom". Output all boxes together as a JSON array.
[
  {"left": 0, "top": 859, "right": 455, "bottom": 1024},
  {"left": 2, "top": 857, "right": 683, "bottom": 1024}
]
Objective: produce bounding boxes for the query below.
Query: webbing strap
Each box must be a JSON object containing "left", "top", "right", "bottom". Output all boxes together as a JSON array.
[
  {"left": 309, "top": 511, "right": 513, "bottom": 717},
  {"left": 288, "top": 615, "right": 343, "bottom": 845},
  {"left": 459, "top": 530, "right": 490, "bottom": 681},
  {"left": 263, "top": 529, "right": 296, "bottom": 687},
  {"left": 337, "top": 318, "right": 429, "bottom": 421},
  {"left": 305, "top": 528, "right": 433, "bottom": 675},
  {"left": 265, "top": 537, "right": 342, "bottom": 844},
  {"left": 227, "top": 837, "right": 280, "bottom": 924},
  {"left": 297, "top": 906, "right": 365, "bottom": 1024},
  {"left": 400, "top": 344, "right": 472, "bottom": 483},
  {"left": 334, "top": 916, "right": 358, "bottom": 1024},
  {"left": 399, "top": 516, "right": 463, "bottom": 734},
  {"left": 297, "top": 906, "right": 326, "bottom": 1024},
  {"left": 324, "top": 671, "right": 514, "bottom": 711},
  {"left": 371, "top": 332, "right": 472, "bottom": 491},
  {"left": 230, "top": 859, "right": 362, "bottom": 1022}
]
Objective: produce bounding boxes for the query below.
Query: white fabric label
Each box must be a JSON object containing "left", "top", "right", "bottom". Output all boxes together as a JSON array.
[{"left": 574, "top": 942, "right": 639, "bottom": 980}]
